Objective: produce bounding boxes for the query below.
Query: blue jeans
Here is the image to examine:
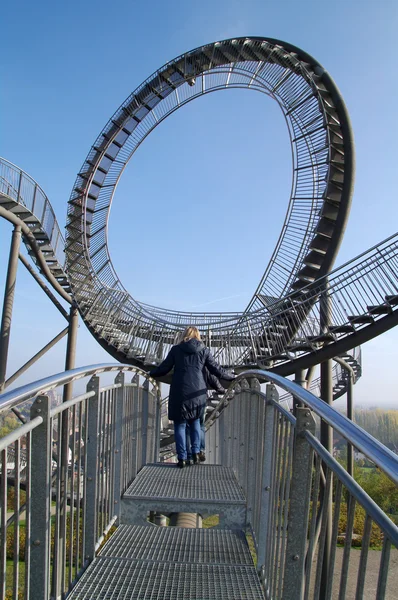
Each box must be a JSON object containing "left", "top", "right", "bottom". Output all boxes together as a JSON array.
[
  {"left": 174, "top": 418, "right": 201, "bottom": 460},
  {"left": 186, "top": 407, "right": 205, "bottom": 459}
]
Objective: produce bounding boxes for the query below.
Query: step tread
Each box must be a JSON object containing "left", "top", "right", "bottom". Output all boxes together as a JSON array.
[
  {"left": 67, "top": 557, "right": 263, "bottom": 599},
  {"left": 99, "top": 524, "right": 253, "bottom": 565},
  {"left": 348, "top": 314, "right": 374, "bottom": 324},
  {"left": 329, "top": 324, "right": 355, "bottom": 334},
  {"left": 367, "top": 304, "right": 392, "bottom": 315},
  {"left": 123, "top": 463, "right": 246, "bottom": 504},
  {"left": 385, "top": 294, "right": 398, "bottom": 306}
]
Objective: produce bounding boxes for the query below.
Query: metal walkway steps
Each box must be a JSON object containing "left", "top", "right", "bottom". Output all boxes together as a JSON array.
[
  {"left": 121, "top": 464, "right": 247, "bottom": 529},
  {"left": 98, "top": 524, "right": 254, "bottom": 563},
  {"left": 68, "top": 525, "right": 264, "bottom": 599}
]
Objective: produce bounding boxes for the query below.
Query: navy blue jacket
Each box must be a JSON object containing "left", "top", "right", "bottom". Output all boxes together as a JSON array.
[{"left": 149, "top": 339, "right": 234, "bottom": 422}]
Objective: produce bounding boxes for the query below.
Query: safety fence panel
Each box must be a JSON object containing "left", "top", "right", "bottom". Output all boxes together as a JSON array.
[
  {"left": 0, "top": 366, "right": 159, "bottom": 600},
  {"left": 206, "top": 372, "right": 398, "bottom": 599}
]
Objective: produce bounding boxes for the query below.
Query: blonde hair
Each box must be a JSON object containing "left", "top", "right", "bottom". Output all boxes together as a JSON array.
[{"left": 181, "top": 326, "right": 201, "bottom": 342}]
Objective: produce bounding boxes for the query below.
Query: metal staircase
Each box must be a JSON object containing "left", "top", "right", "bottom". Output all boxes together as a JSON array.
[
  {"left": 68, "top": 464, "right": 263, "bottom": 599},
  {"left": 0, "top": 158, "right": 70, "bottom": 294},
  {"left": 69, "top": 522, "right": 263, "bottom": 599}
]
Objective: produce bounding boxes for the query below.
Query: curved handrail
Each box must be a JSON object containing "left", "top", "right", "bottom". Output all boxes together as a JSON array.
[
  {"left": 0, "top": 363, "right": 158, "bottom": 414},
  {"left": 234, "top": 369, "right": 398, "bottom": 484},
  {"left": 0, "top": 157, "right": 65, "bottom": 267},
  {"left": 0, "top": 157, "right": 72, "bottom": 303},
  {"left": 2, "top": 362, "right": 396, "bottom": 485}
]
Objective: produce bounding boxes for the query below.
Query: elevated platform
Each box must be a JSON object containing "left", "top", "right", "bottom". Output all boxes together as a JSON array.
[{"left": 121, "top": 464, "right": 247, "bottom": 529}]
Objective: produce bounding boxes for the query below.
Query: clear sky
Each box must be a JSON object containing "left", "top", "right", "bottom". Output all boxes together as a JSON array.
[{"left": 1, "top": 0, "right": 397, "bottom": 407}]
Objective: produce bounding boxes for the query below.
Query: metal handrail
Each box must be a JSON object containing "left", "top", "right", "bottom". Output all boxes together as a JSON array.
[
  {"left": 306, "top": 432, "right": 398, "bottom": 546},
  {"left": 234, "top": 369, "right": 398, "bottom": 484},
  {"left": 0, "top": 365, "right": 160, "bottom": 600},
  {"left": 0, "top": 416, "right": 43, "bottom": 451},
  {"left": 0, "top": 363, "right": 158, "bottom": 414},
  {"left": 0, "top": 156, "right": 65, "bottom": 267},
  {"left": 2, "top": 363, "right": 396, "bottom": 484}
]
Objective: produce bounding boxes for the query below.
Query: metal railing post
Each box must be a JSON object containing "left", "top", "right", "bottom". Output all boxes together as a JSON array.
[
  {"left": 320, "top": 281, "right": 333, "bottom": 595},
  {"left": 257, "top": 384, "right": 277, "bottom": 582},
  {"left": 84, "top": 376, "right": 100, "bottom": 562},
  {"left": 142, "top": 379, "right": 149, "bottom": 466},
  {"left": 131, "top": 374, "right": 139, "bottom": 477},
  {"left": 113, "top": 372, "right": 125, "bottom": 521},
  {"left": 154, "top": 386, "right": 162, "bottom": 462},
  {"left": 247, "top": 378, "right": 260, "bottom": 529},
  {"left": 53, "top": 304, "right": 79, "bottom": 596},
  {"left": 16, "top": 170, "right": 22, "bottom": 203},
  {"left": 30, "top": 394, "right": 51, "bottom": 600},
  {"left": 238, "top": 379, "right": 249, "bottom": 484},
  {"left": 283, "top": 406, "right": 316, "bottom": 600}
]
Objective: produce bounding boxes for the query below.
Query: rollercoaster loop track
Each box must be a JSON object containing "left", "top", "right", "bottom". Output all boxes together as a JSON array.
[
  {"left": 64, "top": 36, "right": 355, "bottom": 367},
  {"left": 2, "top": 39, "right": 398, "bottom": 391}
]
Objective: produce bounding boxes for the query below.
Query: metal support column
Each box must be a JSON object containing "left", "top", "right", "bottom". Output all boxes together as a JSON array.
[
  {"left": 294, "top": 369, "right": 306, "bottom": 414},
  {"left": 320, "top": 282, "right": 333, "bottom": 597},
  {"left": 346, "top": 371, "right": 354, "bottom": 477},
  {"left": 63, "top": 304, "right": 79, "bottom": 402},
  {"left": 334, "top": 356, "right": 356, "bottom": 477},
  {"left": 283, "top": 407, "right": 316, "bottom": 600},
  {"left": 30, "top": 395, "right": 51, "bottom": 600},
  {"left": 0, "top": 225, "right": 22, "bottom": 392}
]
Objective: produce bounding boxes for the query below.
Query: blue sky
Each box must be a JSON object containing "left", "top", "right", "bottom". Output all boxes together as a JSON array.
[{"left": 1, "top": 0, "right": 397, "bottom": 406}]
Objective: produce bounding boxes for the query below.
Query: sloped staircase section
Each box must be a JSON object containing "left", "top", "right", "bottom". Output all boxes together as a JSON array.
[
  {"left": 68, "top": 464, "right": 263, "bottom": 599},
  {"left": 0, "top": 159, "right": 70, "bottom": 294},
  {"left": 122, "top": 464, "right": 247, "bottom": 529}
]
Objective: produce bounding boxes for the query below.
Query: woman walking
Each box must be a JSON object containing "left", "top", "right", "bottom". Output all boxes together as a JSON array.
[{"left": 149, "top": 326, "right": 235, "bottom": 468}]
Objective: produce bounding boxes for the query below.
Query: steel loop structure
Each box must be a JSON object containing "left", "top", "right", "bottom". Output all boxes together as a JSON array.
[
  {"left": 65, "top": 37, "right": 355, "bottom": 368},
  {"left": 3, "top": 36, "right": 398, "bottom": 600}
]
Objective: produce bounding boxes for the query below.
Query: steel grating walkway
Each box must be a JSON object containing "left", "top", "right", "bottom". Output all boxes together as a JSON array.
[
  {"left": 69, "top": 525, "right": 263, "bottom": 599},
  {"left": 68, "top": 558, "right": 264, "bottom": 599},
  {"left": 121, "top": 464, "right": 247, "bottom": 529},
  {"left": 98, "top": 524, "right": 254, "bottom": 564},
  {"left": 123, "top": 464, "right": 246, "bottom": 503},
  {"left": 68, "top": 464, "right": 264, "bottom": 598}
]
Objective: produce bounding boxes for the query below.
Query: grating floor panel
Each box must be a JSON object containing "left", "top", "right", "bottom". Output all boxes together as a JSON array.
[
  {"left": 124, "top": 464, "right": 245, "bottom": 503},
  {"left": 99, "top": 524, "right": 253, "bottom": 565},
  {"left": 67, "top": 558, "right": 264, "bottom": 599}
]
